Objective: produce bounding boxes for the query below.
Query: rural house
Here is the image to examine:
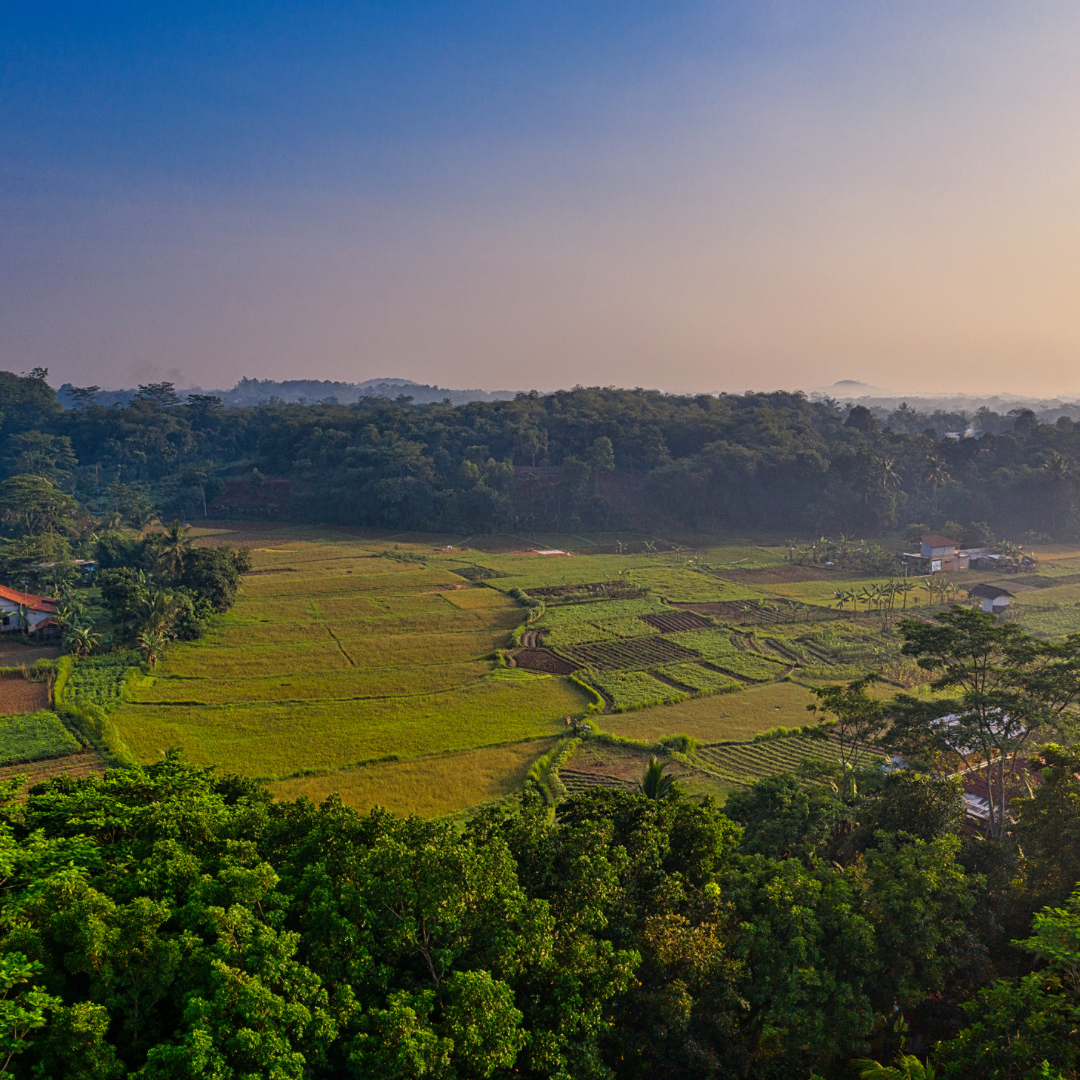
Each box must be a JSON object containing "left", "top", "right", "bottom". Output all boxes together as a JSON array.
[
  {"left": 0, "top": 585, "right": 58, "bottom": 634},
  {"left": 903, "top": 534, "right": 967, "bottom": 574},
  {"left": 968, "top": 583, "right": 1014, "bottom": 614}
]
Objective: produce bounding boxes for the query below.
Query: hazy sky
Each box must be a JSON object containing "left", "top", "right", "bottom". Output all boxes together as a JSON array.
[{"left": 4, "top": 2, "right": 1080, "bottom": 395}]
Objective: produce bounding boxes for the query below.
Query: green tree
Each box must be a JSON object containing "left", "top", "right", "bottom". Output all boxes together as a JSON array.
[
  {"left": 0, "top": 475, "right": 77, "bottom": 536},
  {"left": 889, "top": 608, "right": 1080, "bottom": 837},
  {"left": 153, "top": 519, "right": 193, "bottom": 585}
]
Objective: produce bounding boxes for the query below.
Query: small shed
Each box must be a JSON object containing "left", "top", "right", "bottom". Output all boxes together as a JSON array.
[{"left": 968, "top": 583, "right": 1013, "bottom": 614}]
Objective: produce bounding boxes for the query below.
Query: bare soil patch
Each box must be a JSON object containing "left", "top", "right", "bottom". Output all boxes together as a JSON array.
[
  {"left": 512, "top": 648, "right": 579, "bottom": 674},
  {"left": 0, "top": 680, "right": 50, "bottom": 715}
]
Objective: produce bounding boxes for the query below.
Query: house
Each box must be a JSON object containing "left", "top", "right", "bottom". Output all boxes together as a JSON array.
[
  {"left": 968, "top": 583, "right": 1013, "bottom": 614},
  {"left": 0, "top": 585, "right": 58, "bottom": 634},
  {"left": 902, "top": 534, "right": 967, "bottom": 574}
]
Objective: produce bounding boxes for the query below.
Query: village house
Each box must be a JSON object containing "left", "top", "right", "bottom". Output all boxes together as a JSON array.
[
  {"left": 902, "top": 534, "right": 967, "bottom": 574},
  {"left": 968, "top": 583, "right": 1014, "bottom": 614},
  {"left": 0, "top": 585, "right": 58, "bottom": 634}
]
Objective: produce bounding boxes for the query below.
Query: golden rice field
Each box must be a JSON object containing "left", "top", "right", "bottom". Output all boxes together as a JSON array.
[{"left": 121, "top": 523, "right": 1041, "bottom": 816}]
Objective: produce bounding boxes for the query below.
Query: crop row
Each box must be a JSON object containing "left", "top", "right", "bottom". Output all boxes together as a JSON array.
[
  {"left": 586, "top": 670, "right": 688, "bottom": 712},
  {"left": 695, "top": 734, "right": 885, "bottom": 786},
  {"left": 565, "top": 636, "right": 700, "bottom": 671}
]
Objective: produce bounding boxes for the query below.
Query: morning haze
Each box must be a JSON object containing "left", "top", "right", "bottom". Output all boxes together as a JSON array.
[{"left": 4, "top": 2, "right": 1080, "bottom": 396}]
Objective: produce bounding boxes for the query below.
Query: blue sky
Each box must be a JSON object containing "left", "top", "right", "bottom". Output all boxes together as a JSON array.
[{"left": 4, "top": 2, "right": 1080, "bottom": 394}]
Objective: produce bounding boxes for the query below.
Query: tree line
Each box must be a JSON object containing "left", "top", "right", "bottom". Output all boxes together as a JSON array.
[{"left": 4, "top": 368, "right": 1080, "bottom": 539}]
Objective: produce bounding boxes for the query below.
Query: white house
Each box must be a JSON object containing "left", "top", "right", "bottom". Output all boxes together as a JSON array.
[{"left": 0, "top": 585, "right": 58, "bottom": 633}]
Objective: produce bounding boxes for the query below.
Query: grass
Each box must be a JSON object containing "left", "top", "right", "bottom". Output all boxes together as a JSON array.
[
  {"left": 0, "top": 711, "right": 80, "bottom": 766},
  {"left": 269, "top": 739, "right": 556, "bottom": 817},
  {"left": 586, "top": 670, "right": 688, "bottom": 712}
]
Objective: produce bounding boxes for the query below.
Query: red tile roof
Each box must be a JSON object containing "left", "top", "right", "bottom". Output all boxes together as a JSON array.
[
  {"left": 0, "top": 585, "right": 57, "bottom": 613},
  {"left": 921, "top": 534, "right": 959, "bottom": 548}
]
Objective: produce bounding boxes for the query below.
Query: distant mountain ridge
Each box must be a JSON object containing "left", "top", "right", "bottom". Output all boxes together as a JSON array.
[{"left": 57, "top": 376, "right": 523, "bottom": 409}]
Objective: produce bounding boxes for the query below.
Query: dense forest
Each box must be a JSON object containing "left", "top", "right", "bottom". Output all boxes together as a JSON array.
[
  {"left": 1, "top": 717, "right": 1080, "bottom": 1077},
  {"left": 3, "top": 368, "right": 1080, "bottom": 543}
]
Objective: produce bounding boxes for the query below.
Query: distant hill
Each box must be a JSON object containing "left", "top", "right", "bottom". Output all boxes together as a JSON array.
[{"left": 57, "top": 377, "right": 524, "bottom": 409}]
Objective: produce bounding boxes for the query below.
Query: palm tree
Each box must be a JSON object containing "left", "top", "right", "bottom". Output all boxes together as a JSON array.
[
  {"left": 154, "top": 519, "right": 192, "bottom": 585},
  {"left": 638, "top": 756, "right": 678, "bottom": 801},
  {"left": 137, "top": 627, "right": 167, "bottom": 669},
  {"left": 881, "top": 457, "right": 903, "bottom": 491},
  {"left": 643, "top": 540, "right": 657, "bottom": 556},
  {"left": 136, "top": 583, "right": 180, "bottom": 638},
  {"left": 851, "top": 1054, "right": 935, "bottom": 1079},
  {"left": 615, "top": 540, "right": 626, "bottom": 555},
  {"left": 924, "top": 456, "right": 950, "bottom": 514}
]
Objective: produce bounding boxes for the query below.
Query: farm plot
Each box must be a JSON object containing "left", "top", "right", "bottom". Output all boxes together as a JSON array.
[
  {"left": 535, "top": 597, "right": 672, "bottom": 649},
  {"left": 0, "top": 711, "right": 80, "bottom": 766},
  {"left": 623, "top": 566, "right": 761, "bottom": 602},
  {"left": 513, "top": 648, "right": 579, "bottom": 674},
  {"left": 667, "top": 630, "right": 789, "bottom": 681},
  {"left": 565, "top": 635, "right": 700, "bottom": 671},
  {"left": 587, "top": 670, "right": 688, "bottom": 712},
  {"left": 641, "top": 611, "right": 712, "bottom": 633}
]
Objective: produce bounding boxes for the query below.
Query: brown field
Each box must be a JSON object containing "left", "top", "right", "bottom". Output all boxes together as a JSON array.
[
  {"left": 0, "top": 642, "right": 60, "bottom": 665},
  {"left": 269, "top": 738, "right": 555, "bottom": 816},
  {"left": 0, "top": 679, "right": 50, "bottom": 715}
]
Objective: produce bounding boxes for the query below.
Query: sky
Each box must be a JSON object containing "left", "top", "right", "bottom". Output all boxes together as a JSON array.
[{"left": 4, "top": 2, "right": 1080, "bottom": 396}]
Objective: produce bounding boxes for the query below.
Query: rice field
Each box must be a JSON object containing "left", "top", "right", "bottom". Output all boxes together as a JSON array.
[
  {"left": 269, "top": 739, "right": 556, "bottom": 817},
  {"left": 113, "top": 537, "right": 591, "bottom": 782},
  {"left": 594, "top": 681, "right": 819, "bottom": 744},
  {"left": 693, "top": 732, "right": 888, "bottom": 788},
  {"left": 109, "top": 524, "right": 972, "bottom": 815}
]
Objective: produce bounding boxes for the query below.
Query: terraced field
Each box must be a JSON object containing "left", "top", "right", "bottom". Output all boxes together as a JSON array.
[{"left": 693, "top": 732, "right": 887, "bottom": 788}]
